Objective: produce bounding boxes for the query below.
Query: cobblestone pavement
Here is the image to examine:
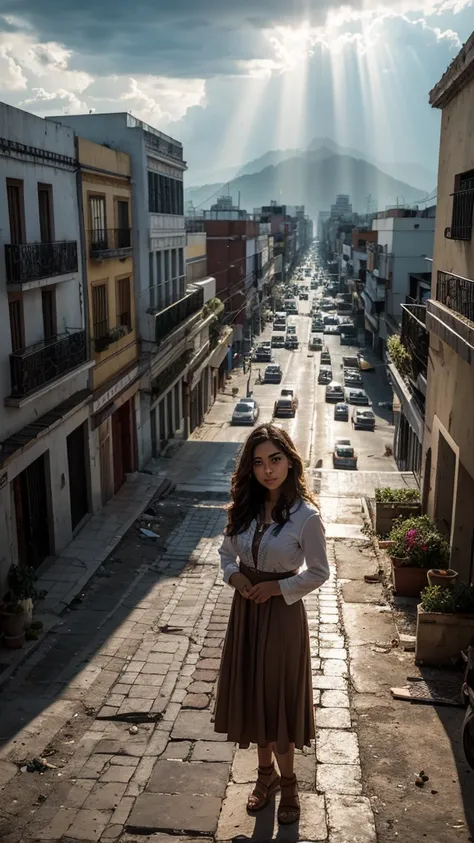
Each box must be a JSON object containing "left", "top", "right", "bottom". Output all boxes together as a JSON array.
[{"left": 0, "top": 482, "right": 380, "bottom": 843}]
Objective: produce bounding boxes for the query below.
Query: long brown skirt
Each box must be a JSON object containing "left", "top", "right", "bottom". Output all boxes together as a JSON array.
[{"left": 214, "top": 563, "right": 314, "bottom": 754}]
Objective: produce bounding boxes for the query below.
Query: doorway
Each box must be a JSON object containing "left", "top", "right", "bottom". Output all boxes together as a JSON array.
[
  {"left": 13, "top": 454, "right": 50, "bottom": 569},
  {"left": 112, "top": 399, "right": 136, "bottom": 495},
  {"left": 434, "top": 433, "right": 456, "bottom": 538},
  {"left": 67, "top": 422, "right": 89, "bottom": 530}
]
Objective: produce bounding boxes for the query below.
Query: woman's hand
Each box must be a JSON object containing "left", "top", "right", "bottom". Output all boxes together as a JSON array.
[
  {"left": 247, "top": 580, "right": 281, "bottom": 603},
  {"left": 229, "top": 572, "right": 252, "bottom": 598}
]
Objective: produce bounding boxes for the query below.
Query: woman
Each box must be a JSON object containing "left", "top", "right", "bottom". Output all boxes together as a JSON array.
[{"left": 214, "top": 424, "right": 329, "bottom": 825}]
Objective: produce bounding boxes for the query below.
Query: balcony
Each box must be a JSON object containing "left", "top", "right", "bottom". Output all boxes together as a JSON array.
[
  {"left": 9, "top": 329, "right": 87, "bottom": 400},
  {"left": 437, "top": 270, "right": 474, "bottom": 323},
  {"left": 154, "top": 287, "right": 204, "bottom": 345},
  {"left": 5, "top": 241, "right": 78, "bottom": 287},
  {"left": 427, "top": 270, "right": 474, "bottom": 364},
  {"left": 401, "top": 303, "right": 428, "bottom": 389},
  {"left": 90, "top": 229, "right": 132, "bottom": 259},
  {"left": 445, "top": 180, "right": 474, "bottom": 241}
]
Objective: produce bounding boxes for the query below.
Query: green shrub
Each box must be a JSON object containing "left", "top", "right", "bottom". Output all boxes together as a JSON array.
[
  {"left": 7, "top": 565, "right": 37, "bottom": 600},
  {"left": 421, "top": 583, "right": 474, "bottom": 614},
  {"left": 387, "top": 335, "right": 412, "bottom": 378},
  {"left": 375, "top": 487, "right": 420, "bottom": 503}
]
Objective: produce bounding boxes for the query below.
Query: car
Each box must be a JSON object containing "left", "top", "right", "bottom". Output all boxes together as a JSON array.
[
  {"left": 325, "top": 381, "right": 345, "bottom": 402},
  {"left": 285, "top": 334, "right": 299, "bottom": 349},
  {"left": 321, "top": 350, "right": 331, "bottom": 365},
  {"left": 346, "top": 388, "right": 370, "bottom": 405},
  {"left": 299, "top": 291, "right": 308, "bottom": 300},
  {"left": 271, "top": 333, "right": 285, "bottom": 348},
  {"left": 286, "top": 325, "right": 297, "bottom": 335},
  {"left": 324, "top": 324, "right": 339, "bottom": 335},
  {"left": 280, "top": 387, "right": 298, "bottom": 407},
  {"left": 352, "top": 408, "right": 375, "bottom": 430},
  {"left": 357, "top": 354, "right": 376, "bottom": 372},
  {"left": 344, "top": 369, "right": 363, "bottom": 387},
  {"left": 334, "top": 402, "right": 349, "bottom": 421},
  {"left": 312, "top": 322, "right": 325, "bottom": 334},
  {"left": 333, "top": 442, "right": 358, "bottom": 470},
  {"left": 309, "top": 335, "right": 323, "bottom": 351},
  {"left": 323, "top": 315, "right": 338, "bottom": 325},
  {"left": 263, "top": 365, "right": 282, "bottom": 384},
  {"left": 254, "top": 345, "right": 272, "bottom": 362},
  {"left": 274, "top": 397, "right": 297, "bottom": 418},
  {"left": 231, "top": 401, "right": 258, "bottom": 425},
  {"left": 318, "top": 366, "right": 332, "bottom": 385}
]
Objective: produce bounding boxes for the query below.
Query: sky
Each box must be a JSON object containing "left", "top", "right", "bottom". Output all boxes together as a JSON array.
[{"left": 0, "top": 0, "right": 473, "bottom": 186}]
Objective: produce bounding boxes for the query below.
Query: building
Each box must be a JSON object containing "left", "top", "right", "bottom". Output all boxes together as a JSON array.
[
  {"left": 48, "top": 112, "right": 216, "bottom": 461},
  {"left": 76, "top": 137, "right": 140, "bottom": 507},
  {"left": 203, "top": 195, "right": 248, "bottom": 221},
  {"left": 330, "top": 194, "right": 353, "bottom": 220},
  {"left": 421, "top": 33, "right": 474, "bottom": 584},
  {"left": 0, "top": 103, "right": 92, "bottom": 588},
  {"left": 363, "top": 209, "right": 435, "bottom": 355}
]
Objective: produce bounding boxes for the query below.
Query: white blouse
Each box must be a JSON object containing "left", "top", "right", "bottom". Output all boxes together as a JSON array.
[{"left": 219, "top": 500, "right": 329, "bottom": 605}]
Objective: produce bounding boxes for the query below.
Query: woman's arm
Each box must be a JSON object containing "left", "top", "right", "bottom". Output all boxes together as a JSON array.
[
  {"left": 279, "top": 512, "right": 329, "bottom": 605},
  {"left": 219, "top": 533, "right": 241, "bottom": 585}
]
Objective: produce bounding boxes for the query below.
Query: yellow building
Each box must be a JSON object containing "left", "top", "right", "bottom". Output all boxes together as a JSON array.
[
  {"left": 77, "top": 138, "right": 140, "bottom": 505},
  {"left": 423, "top": 34, "right": 474, "bottom": 583}
]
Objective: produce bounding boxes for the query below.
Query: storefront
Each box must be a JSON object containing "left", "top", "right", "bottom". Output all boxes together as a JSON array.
[{"left": 148, "top": 354, "right": 187, "bottom": 457}]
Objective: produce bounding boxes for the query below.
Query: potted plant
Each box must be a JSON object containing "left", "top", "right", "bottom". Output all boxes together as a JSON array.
[
  {"left": 416, "top": 583, "right": 474, "bottom": 665},
  {"left": 374, "top": 487, "right": 421, "bottom": 535},
  {"left": 388, "top": 515, "right": 450, "bottom": 597},
  {"left": 427, "top": 568, "right": 458, "bottom": 588},
  {"left": 0, "top": 565, "right": 37, "bottom": 649}
]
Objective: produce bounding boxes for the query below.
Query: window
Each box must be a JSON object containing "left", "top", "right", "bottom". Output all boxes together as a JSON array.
[
  {"left": 38, "top": 184, "right": 54, "bottom": 243},
  {"left": 92, "top": 284, "right": 108, "bottom": 339},
  {"left": 8, "top": 294, "right": 24, "bottom": 352},
  {"left": 116, "top": 200, "right": 130, "bottom": 248},
  {"left": 148, "top": 171, "right": 183, "bottom": 215},
  {"left": 171, "top": 249, "right": 178, "bottom": 301},
  {"left": 448, "top": 170, "right": 474, "bottom": 241},
  {"left": 178, "top": 248, "right": 185, "bottom": 297},
  {"left": 149, "top": 251, "right": 155, "bottom": 309},
  {"left": 90, "top": 196, "right": 107, "bottom": 249},
  {"left": 7, "top": 179, "right": 25, "bottom": 244},
  {"left": 116, "top": 277, "right": 131, "bottom": 330},
  {"left": 156, "top": 251, "right": 163, "bottom": 310},
  {"left": 41, "top": 289, "right": 56, "bottom": 338}
]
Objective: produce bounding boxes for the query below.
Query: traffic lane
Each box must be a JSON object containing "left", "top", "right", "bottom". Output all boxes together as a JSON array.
[
  {"left": 273, "top": 315, "right": 314, "bottom": 464},
  {"left": 312, "top": 333, "right": 397, "bottom": 472}
]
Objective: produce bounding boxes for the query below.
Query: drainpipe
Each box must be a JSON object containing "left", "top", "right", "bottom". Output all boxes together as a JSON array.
[{"left": 75, "top": 137, "right": 90, "bottom": 366}]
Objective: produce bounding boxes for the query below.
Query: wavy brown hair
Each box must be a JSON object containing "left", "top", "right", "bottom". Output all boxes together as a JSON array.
[{"left": 226, "top": 424, "right": 316, "bottom": 536}]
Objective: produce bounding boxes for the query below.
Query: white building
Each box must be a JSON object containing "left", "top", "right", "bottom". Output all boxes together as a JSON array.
[
  {"left": 48, "top": 112, "right": 213, "bottom": 464},
  {"left": 0, "top": 102, "right": 92, "bottom": 589}
]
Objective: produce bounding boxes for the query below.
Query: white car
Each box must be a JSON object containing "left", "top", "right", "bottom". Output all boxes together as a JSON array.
[{"left": 231, "top": 401, "right": 259, "bottom": 425}]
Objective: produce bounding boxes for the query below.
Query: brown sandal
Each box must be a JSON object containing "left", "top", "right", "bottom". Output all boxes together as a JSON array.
[
  {"left": 278, "top": 774, "right": 300, "bottom": 825},
  {"left": 247, "top": 763, "right": 280, "bottom": 813}
]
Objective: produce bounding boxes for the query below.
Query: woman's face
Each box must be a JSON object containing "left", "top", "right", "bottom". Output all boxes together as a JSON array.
[{"left": 252, "top": 440, "right": 292, "bottom": 493}]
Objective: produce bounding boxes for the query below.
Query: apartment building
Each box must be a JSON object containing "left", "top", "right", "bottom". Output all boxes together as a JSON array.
[
  {"left": 49, "top": 113, "right": 214, "bottom": 460},
  {"left": 76, "top": 138, "right": 140, "bottom": 507},
  {"left": 422, "top": 33, "right": 474, "bottom": 583},
  {"left": 0, "top": 103, "right": 92, "bottom": 588}
]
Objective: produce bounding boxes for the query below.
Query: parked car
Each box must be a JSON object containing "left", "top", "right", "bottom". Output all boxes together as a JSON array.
[
  {"left": 285, "top": 334, "right": 299, "bottom": 349},
  {"left": 286, "top": 325, "right": 297, "bottom": 335},
  {"left": 231, "top": 401, "right": 258, "bottom": 425},
  {"left": 352, "top": 408, "right": 375, "bottom": 430},
  {"left": 325, "top": 381, "right": 345, "bottom": 402},
  {"left": 324, "top": 324, "right": 339, "bottom": 335},
  {"left": 343, "top": 369, "right": 363, "bottom": 387},
  {"left": 274, "top": 394, "right": 297, "bottom": 417},
  {"left": 263, "top": 365, "right": 282, "bottom": 384},
  {"left": 254, "top": 345, "right": 272, "bottom": 362},
  {"left": 318, "top": 366, "right": 333, "bottom": 385},
  {"left": 346, "top": 388, "right": 370, "bottom": 405},
  {"left": 271, "top": 334, "right": 285, "bottom": 348},
  {"left": 299, "top": 291, "right": 308, "bottom": 300},
  {"left": 333, "top": 442, "right": 358, "bottom": 470},
  {"left": 321, "top": 350, "right": 331, "bottom": 365},
  {"left": 309, "top": 335, "right": 323, "bottom": 351},
  {"left": 334, "top": 402, "right": 349, "bottom": 421}
]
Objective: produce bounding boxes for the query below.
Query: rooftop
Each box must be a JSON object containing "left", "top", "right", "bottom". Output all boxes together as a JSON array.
[{"left": 429, "top": 31, "right": 474, "bottom": 109}]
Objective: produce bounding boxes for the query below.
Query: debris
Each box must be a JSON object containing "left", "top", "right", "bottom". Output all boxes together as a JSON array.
[
  {"left": 129, "top": 725, "right": 139, "bottom": 735},
  {"left": 364, "top": 574, "right": 382, "bottom": 584},
  {"left": 139, "top": 528, "right": 160, "bottom": 540},
  {"left": 399, "top": 634, "right": 416, "bottom": 652},
  {"left": 391, "top": 678, "right": 465, "bottom": 707},
  {"left": 23, "top": 757, "right": 57, "bottom": 773}
]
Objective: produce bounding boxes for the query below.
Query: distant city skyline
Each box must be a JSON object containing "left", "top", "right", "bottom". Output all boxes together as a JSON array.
[{"left": 0, "top": 1, "right": 473, "bottom": 185}]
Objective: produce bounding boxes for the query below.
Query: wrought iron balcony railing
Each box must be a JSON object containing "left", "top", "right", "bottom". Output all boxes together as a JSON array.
[
  {"left": 154, "top": 287, "right": 204, "bottom": 344},
  {"left": 437, "top": 269, "right": 474, "bottom": 324},
  {"left": 401, "top": 303, "right": 428, "bottom": 380},
  {"left": 5, "top": 241, "right": 78, "bottom": 284},
  {"left": 90, "top": 228, "right": 132, "bottom": 258},
  {"left": 9, "top": 329, "right": 87, "bottom": 399}
]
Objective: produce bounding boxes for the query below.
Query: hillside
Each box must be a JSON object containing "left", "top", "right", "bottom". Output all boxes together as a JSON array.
[{"left": 184, "top": 152, "right": 428, "bottom": 216}]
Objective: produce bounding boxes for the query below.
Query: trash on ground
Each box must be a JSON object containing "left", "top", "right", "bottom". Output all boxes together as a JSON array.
[{"left": 139, "top": 528, "right": 160, "bottom": 539}]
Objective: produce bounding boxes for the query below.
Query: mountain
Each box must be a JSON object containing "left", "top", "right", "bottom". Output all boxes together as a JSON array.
[
  {"left": 236, "top": 147, "right": 302, "bottom": 177},
  {"left": 184, "top": 152, "right": 428, "bottom": 217}
]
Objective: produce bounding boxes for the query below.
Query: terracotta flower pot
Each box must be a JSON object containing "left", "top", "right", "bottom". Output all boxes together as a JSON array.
[
  {"left": 0, "top": 610, "right": 25, "bottom": 638},
  {"left": 3, "top": 631, "right": 26, "bottom": 650},
  {"left": 391, "top": 557, "right": 429, "bottom": 597},
  {"left": 427, "top": 569, "right": 458, "bottom": 588}
]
